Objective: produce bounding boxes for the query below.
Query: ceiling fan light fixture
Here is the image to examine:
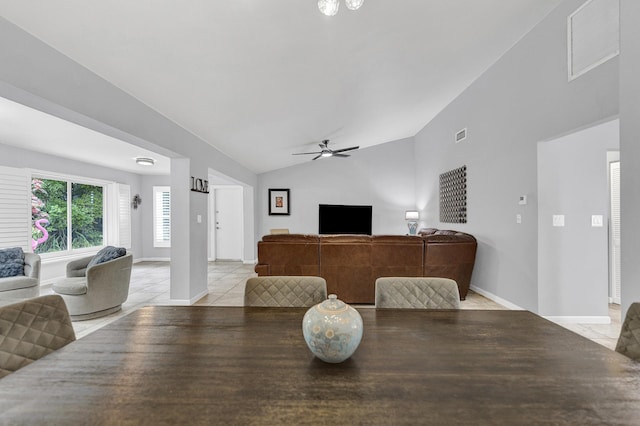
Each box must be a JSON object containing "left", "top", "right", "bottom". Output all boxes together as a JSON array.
[
  {"left": 345, "top": 0, "right": 364, "bottom": 11},
  {"left": 135, "top": 157, "right": 155, "bottom": 166},
  {"left": 321, "top": 151, "right": 333, "bottom": 157},
  {"left": 318, "top": 0, "right": 339, "bottom": 16}
]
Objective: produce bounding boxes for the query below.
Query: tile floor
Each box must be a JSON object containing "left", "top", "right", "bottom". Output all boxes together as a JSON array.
[{"left": 42, "top": 261, "right": 621, "bottom": 350}]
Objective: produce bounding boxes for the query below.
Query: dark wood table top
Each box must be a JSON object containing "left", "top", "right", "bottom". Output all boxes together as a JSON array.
[{"left": 0, "top": 307, "right": 639, "bottom": 425}]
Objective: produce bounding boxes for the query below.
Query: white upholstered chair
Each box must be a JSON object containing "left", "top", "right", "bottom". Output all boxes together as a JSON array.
[
  {"left": 53, "top": 253, "right": 133, "bottom": 321},
  {"left": 375, "top": 277, "right": 460, "bottom": 309},
  {"left": 244, "top": 276, "right": 327, "bottom": 307}
]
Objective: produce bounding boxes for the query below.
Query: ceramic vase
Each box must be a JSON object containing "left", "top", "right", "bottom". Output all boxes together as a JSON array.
[{"left": 302, "top": 294, "right": 363, "bottom": 363}]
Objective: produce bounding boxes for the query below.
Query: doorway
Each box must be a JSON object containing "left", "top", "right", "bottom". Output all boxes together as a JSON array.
[{"left": 211, "top": 186, "right": 243, "bottom": 261}]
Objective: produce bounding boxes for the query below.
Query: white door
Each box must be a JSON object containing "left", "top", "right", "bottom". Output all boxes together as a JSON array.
[
  {"left": 214, "top": 186, "right": 243, "bottom": 260},
  {"left": 609, "top": 161, "right": 621, "bottom": 304}
]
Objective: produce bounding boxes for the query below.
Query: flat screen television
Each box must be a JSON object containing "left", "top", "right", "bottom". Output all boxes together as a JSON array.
[{"left": 319, "top": 204, "right": 372, "bottom": 235}]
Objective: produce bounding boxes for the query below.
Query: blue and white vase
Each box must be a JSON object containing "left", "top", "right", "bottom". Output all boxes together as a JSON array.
[{"left": 302, "top": 294, "right": 363, "bottom": 363}]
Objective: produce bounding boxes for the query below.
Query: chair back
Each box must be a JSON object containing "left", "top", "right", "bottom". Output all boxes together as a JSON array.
[
  {"left": 375, "top": 277, "right": 460, "bottom": 309},
  {"left": 244, "top": 276, "right": 327, "bottom": 307},
  {"left": 616, "top": 302, "right": 640, "bottom": 361},
  {"left": 0, "top": 295, "right": 76, "bottom": 378}
]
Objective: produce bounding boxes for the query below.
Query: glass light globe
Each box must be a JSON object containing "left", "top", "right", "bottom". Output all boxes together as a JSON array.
[
  {"left": 318, "top": 0, "right": 339, "bottom": 16},
  {"left": 345, "top": 0, "right": 364, "bottom": 11}
]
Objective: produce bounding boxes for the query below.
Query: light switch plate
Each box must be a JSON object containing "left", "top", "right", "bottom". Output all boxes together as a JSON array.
[
  {"left": 591, "top": 215, "right": 603, "bottom": 227},
  {"left": 553, "top": 215, "right": 565, "bottom": 227},
  {"left": 197, "top": 214, "right": 202, "bottom": 223},
  {"left": 516, "top": 214, "right": 522, "bottom": 224}
]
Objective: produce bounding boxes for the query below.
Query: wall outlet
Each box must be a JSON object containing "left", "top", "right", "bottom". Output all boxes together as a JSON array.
[
  {"left": 553, "top": 215, "right": 565, "bottom": 227},
  {"left": 591, "top": 215, "right": 603, "bottom": 227},
  {"left": 516, "top": 214, "right": 522, "bottom": 224}
]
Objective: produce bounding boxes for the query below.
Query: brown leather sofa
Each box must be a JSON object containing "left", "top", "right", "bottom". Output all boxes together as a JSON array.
[{"left": 255, "top": 229, "right": 477, "bottom": 304}]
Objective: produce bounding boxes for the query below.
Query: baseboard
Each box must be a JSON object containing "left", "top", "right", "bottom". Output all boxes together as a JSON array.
[
  {"left": 243, "top": 259, "right": 257, "bottom": 265},
  {"left": 169, "top": 288, "right": 208, "bottom": 306},
  {"left": 469, "top": 285, "right": 524, "bottom": 311},
  {"left": 543, "top": 316, "right": 611, "bottom": 324},
  {"left": 135, "top": 257, "right": 170, "bottom": 263}
]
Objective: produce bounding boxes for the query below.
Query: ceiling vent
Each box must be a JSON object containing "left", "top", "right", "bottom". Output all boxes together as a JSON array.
[
  {"left": 568, "top": 0, "right": 619, "bottom": 81},
  {"left": 455, "top": 128, "right": 467, "bottom": 144}
]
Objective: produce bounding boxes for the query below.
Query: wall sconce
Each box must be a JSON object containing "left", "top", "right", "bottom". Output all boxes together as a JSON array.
[
  {"left": 132, "top": 194, "right": 142, "bottom": 209},
  {"left": 405, "top": 210, "right": 419, "bottom": 235}
]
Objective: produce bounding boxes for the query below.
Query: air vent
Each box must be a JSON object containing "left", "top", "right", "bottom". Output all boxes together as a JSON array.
[
  {"left": 568, "top": 0, "right": 619, "bottom": 81},
  {"left": 455, "top": 128, "right": 467, "bottom": 143}
]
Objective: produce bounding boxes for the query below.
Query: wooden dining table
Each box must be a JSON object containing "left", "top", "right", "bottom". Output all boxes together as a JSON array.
[{"left": 0, "top": 306, "right": 639, "bottom": 425}]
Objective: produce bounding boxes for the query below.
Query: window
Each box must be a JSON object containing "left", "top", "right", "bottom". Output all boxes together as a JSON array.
[
  {"left": 153, "top": 186, "right": 171, "bottom": 248},
  {"left": 31, "top": 177, "right": 104, "bottom": 254}
]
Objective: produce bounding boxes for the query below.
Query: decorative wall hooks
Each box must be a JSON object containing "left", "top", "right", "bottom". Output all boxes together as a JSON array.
[{"left": 132, "top": 194, "right": 142, "bottom": 209}]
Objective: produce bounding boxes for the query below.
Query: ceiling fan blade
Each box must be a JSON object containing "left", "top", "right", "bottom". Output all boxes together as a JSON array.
[
  {"left": 292, "top": 151, "right": 322, "bottom": 155},
  {"left": 333, "top": 153, "right": 350, "bottom": 158},
  {"left": 311, "top": 154, "right": 323, "bottom": 160},
  {"left": 331, "top": 146, "right": 359, "bottom": 154}
]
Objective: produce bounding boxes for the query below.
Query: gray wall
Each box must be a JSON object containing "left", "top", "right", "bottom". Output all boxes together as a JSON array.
[
  {"left": 620, "top": 0, "right": 640, "bottom": 316},
  {"left": 257, "top": 138, "right": 416, "bottom": 238},
  {"left": 413, "top": 0, "right": 618, "bottom": 312},
  {"left": 537, "top": 119, "right": 618, "bottom": 318}
]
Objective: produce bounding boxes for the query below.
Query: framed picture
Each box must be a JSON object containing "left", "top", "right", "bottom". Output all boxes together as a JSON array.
[{"left": 269, "top": 188, "right": 290, "bottom": 215}]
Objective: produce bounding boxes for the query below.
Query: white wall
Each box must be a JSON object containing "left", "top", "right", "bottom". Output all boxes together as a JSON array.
[
  {"left": 537, "top": 119, "right": 618, "bottom": 319},
  {"left": 619, "top": 0, "right": 640, "bottom": 317},
  {"left": 257, "top": 138, "right": 416, "bottom": 238},
  {"left": 413, "top": 0, "right": 619, "bottom": 313}
]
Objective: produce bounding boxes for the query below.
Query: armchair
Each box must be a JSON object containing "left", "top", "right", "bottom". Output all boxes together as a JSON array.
[
  {"left": 53, "top": 253, "right": 133, "bottom": 321},
  {"left": 0, "top": 251, "right": 40, "bottom": 299}
]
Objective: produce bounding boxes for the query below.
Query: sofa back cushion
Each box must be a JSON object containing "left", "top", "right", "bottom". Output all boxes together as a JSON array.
[
  {"left": 0, "top": 247, "right": 25, "bottom": 278},
  {"left": 88, "top": 246, "right": 127, "bottom": 268}
]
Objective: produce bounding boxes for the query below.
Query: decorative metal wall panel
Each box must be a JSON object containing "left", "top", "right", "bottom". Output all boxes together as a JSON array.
[{"left": 439, "top": 165, "right": 467, "bottom": 223}]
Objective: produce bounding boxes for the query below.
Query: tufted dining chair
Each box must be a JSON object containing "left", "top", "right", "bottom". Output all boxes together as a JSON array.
[
  {"left": 0, "top": 295, "right": 76, "bottom": 378},
  {"left": 615, "top": 302, "right": 640, "bottom": 361},
  {"left": 244, "top": 276, "right": 327, "bottom": 307},
  {"left": 375, "top": 277, "right": 460, "bottom": 309}
]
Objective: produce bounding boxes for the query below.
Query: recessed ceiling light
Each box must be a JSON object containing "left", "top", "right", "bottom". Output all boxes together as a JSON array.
[{"left": 135, "top": 157, "right": 155, "bottom": 166}]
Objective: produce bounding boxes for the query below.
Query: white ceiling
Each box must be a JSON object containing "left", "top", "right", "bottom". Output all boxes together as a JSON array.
[{"left": 0, "top": 0, "right": 563, "bottom": 175}]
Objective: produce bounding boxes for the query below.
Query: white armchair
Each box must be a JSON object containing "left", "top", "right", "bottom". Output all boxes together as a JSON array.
[{"left": 53, "top": 253, "right": 132, "bottom": 321}]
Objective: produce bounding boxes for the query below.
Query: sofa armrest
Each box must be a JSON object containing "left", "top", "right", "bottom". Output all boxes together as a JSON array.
[
  {"left": 23, "top": 253, "right": 41, "bottom": 280},
  {"left": 66, "top": 256, "right": 93, "bottom": 277}
]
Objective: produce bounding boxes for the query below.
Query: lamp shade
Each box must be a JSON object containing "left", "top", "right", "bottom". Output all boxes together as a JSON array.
[{"left": 405, "top": 210, "right": 419, "bottom": 221}]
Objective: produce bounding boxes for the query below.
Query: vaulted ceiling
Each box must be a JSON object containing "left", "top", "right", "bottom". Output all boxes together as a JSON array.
[{"left": 0, "top": 0, "right": 563, "bottom": 174}]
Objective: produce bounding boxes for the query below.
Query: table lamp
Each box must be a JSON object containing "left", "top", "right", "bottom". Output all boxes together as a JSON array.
[{"left": 405, "top": 210, "right": 419, "bottom": 235}]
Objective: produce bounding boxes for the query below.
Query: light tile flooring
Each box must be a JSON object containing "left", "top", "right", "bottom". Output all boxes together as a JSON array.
[{"left": 42, "top": 261, "right": 621, "bottom": 350}]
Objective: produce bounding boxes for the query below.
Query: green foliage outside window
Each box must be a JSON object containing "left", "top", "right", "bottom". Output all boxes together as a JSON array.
[{"left": 31, "top": 178, "right": 104, "bottom": 254}]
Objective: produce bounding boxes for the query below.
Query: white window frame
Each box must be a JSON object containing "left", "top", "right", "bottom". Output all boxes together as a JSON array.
[
  {"left": 153, "top": 186, "right": 171, "bottom": 248},
  {"left": 30, "top": 170, "right": 119, "bottom": 258}
]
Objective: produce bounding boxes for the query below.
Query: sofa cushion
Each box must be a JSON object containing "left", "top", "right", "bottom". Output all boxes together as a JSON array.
[
  {"left": 0, "top": 247, "right": 25, "bottom": 278},
  {"left": 53, "top": 277, "right": 88, "bottom": 296},
  {"left": 88, "top": 246, "right": 127, "bottom": 268}
]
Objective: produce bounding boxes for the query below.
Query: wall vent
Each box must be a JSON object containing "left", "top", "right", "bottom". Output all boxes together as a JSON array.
[
  {"left": 568, "top": 0, "right": 619, "bottom": 81},
  {"left": 455, "top": 128, "right": 467, "bottom": 143}
]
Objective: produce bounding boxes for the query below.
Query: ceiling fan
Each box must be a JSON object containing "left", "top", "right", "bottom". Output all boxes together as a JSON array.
[{"left": 292, "top": 139, "right": 359, "bottom": 160}]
